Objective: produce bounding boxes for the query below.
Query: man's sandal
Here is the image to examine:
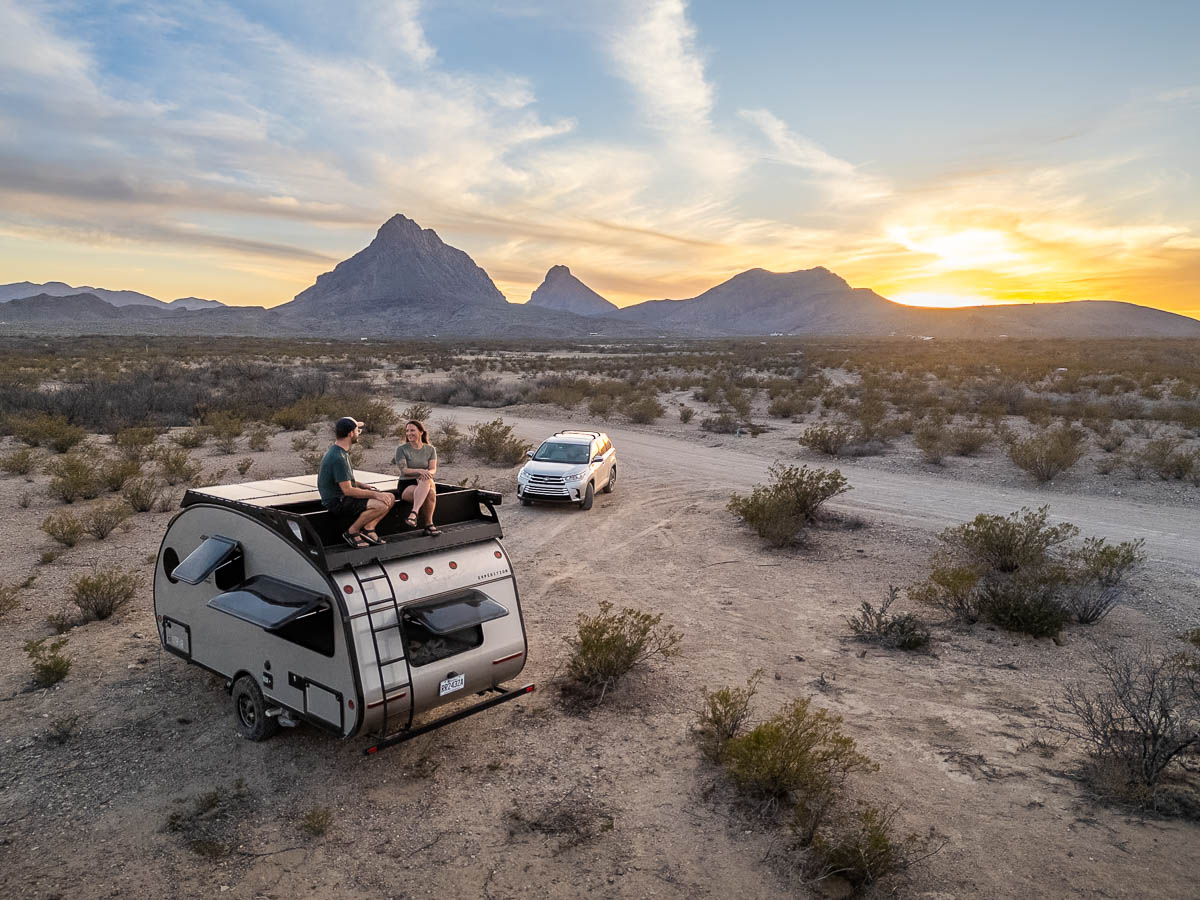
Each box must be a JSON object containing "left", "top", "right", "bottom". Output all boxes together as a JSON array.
[
  {"left": 342, "top": 531, "right": 370, "bottom": 549},
  {"left": 360, "top": 530, "right": 385, "bottom": 546},
  {"left": 424, "top": 524, "right": 443, "bottom": 537}
]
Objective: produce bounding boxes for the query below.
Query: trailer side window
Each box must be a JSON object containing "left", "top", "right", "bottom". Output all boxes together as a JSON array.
[{"left": 403, "top": 590, "right": 508, "bottom": 667}]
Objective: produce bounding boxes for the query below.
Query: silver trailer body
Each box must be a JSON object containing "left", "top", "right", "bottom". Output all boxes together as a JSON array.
[{"left": 153, "top": 472, "right": 530, "bottom": 749}]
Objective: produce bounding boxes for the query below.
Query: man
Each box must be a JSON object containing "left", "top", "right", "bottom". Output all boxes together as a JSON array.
[{"left": 318, "top": 416, "right": 395, "bottom": 548}]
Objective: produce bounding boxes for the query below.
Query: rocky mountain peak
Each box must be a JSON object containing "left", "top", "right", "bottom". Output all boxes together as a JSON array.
[{"left": 527, "top": 265, "right": 618, "bottom": 318}]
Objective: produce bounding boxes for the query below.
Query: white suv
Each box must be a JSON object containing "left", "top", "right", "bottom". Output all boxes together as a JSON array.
[{"left": 516, "top": 431, "right": 616, "bottom": 510}]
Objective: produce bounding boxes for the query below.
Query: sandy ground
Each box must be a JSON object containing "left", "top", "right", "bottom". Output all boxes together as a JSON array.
[{"left": 1, "top": 398, "right": 1199, "bottom": 899}]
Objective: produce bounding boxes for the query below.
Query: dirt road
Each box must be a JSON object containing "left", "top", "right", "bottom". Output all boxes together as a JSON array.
[{"left": 446, "top": 407, "right": 1200, "bottom": 576}]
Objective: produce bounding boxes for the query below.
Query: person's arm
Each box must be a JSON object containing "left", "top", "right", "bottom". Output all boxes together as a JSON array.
[{"left": 425, "top": 447, "right": 437, "bottom": 478}]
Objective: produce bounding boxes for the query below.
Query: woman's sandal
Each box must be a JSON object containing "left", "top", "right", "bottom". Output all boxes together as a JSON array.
[
  {"left": 404, "top": 512, "right": 419, "bottom": 528},
  {"left": 424, "top": 524, "right": 443, "bottom": 537},
  {"left": 342, "top": 531, "right": 370, "bottom": 549},
  {"left": 360, "top": 530, "right": 385, "bottom": 546}
]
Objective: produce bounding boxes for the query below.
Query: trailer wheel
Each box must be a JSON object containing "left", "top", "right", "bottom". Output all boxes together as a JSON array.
[
  {"left": 232, "top": 675, "right": 279, "bottom": 741},
  {"left": 579, "top": 482, "right": 594, "bottom": 511}
]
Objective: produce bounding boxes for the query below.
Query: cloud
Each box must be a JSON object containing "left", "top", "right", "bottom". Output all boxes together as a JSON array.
[{"left": 740, "top": 108, "right": 892, "bottom": 205}]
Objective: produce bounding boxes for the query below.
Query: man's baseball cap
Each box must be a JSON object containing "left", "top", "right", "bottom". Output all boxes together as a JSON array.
[{"left": 334, "top": 416, "right": 363, "bottom": 438}]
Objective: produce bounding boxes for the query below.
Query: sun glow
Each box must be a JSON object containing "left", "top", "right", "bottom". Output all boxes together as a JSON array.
[
  {"left": 888, "top": 291, "right": 1013, "bottom": 309},
  {"left": 885, "top": 225, "right": 1029, "bottom": 273}
]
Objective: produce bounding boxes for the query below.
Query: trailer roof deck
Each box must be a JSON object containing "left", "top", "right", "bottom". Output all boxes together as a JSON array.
[{"left": 181, "top": 471, "right": 504, "bottom": 572}]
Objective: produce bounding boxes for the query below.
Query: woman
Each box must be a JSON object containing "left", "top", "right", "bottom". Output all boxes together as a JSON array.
[{"left": 393, "top": 419, "right": 441, "bottom": 535}]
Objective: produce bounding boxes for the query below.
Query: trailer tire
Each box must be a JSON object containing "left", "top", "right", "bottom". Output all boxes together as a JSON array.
[
  {"left": 232, "top": 675, "right": 279, "bottom": 741},
  {"left": 579, "top": 482, "right": 594, "bottom": 511}
]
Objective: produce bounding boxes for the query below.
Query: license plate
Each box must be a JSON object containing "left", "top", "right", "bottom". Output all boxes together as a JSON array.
[{"left": 439, "top": 673, "right": 465, "bottom": 697}]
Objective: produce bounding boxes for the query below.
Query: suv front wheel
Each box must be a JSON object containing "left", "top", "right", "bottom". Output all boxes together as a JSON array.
[{"left": 579, "top": 482, "right": 594, "bottom": 511}]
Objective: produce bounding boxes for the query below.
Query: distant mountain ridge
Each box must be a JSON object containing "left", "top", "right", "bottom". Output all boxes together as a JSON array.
[{"left": 6, "top": 213, "right": 1199, "bottom": 339}]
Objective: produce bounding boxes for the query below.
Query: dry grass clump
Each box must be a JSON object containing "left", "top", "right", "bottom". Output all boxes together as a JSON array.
[
  {"left": 727, "top": 463, "right": 849, "bottom": 547},
  {"left": 71, "top": 567, "right": 140, "bottom": 620},
  {"left": 1050, "top": 645, "right": 1200, "bottom": 811},
  {"left": 910, "top": 507, "right": 1144, "bottom": 637},
  {"left": 846, "top": 588, "right": 931, "bottom": 651},
  {"left": 1007, "top": 424, "right": 1087, "bottom": 482},
  {"left": 41, "top": 509, "right": 84, "bottom": 546},
  {"left": 300, "top": 807, "right": 333, "bottom": 837},
  {"left": 45, "top": 453, "right": 102, "bottom": 503},
  {"left": 25, "top": 637, "right": 71, "bottom": 687},
  {"left": 0, "top": 579, "right": 21, "bottom": 620},
  {"left": 562, "top": 601, "right": 682, "bottom": 703},
  {"left": 468, "top": 418, "right": 531, "bottom": 465}
]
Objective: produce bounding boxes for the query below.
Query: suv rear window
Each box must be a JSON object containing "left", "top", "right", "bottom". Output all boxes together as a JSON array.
[{"left": 532, "top": 441, "right": 591, "bottom": 464}]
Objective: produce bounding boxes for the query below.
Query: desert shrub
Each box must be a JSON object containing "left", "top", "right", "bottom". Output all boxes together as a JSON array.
[
  {"left": 0, "top": 579, "right": 20, "bottom": 620},
  {"left": 246, "top": 428, "right": 270, "bottom": 452},
  {"left": 1095, "top": 454, "right": 1124, "bottom": 476},
  {"left": 203, "top": 411, "right": 243, "bottom": 439},
  {"left": 431, "top": 419, "right": 462, "bottom": 464},
  {"left": 291, "top": 434, "right": 315, "bottom": 452},
  {"left": 468, "top": 418, "right": 531, "bottom": 466},
  {"left": 18, "top": 489, "right": 31, "bottom": 508},
  {"left": 1051, "top": 645, "right": 1200, "bottom": 802},
  {"left": 13, "top": 414, "right": 87, "bottom": 453},
  {"left": 45, "top": 453, "right": 102, "bottom": 503},
  {"left": 412, "top": 372, "right": 522, "bottom": 407},
  {"left": 723, "top": 699, "right": 877, "bottom": 834},
  {"left": 71, "top": 567, "right": 140, "bottom": 620},
  {"left": 1097, "top": 429, "right": 1127, "bottom": 453},
  {"left": 587, "top": 394, "right": 613, "bottom": 418},
  {"left": 170, "top": 427, "right": 208, "bottom": 449},
  {"left": 271, "top": 395, "right": 339, "bottom": 430},
  {"left": 907, "top": 565, "right": 981, "bottom": 622},
  {"left": 912, "top": 507, "right": 1143, "bottom": 636},
  {"left": 111, "top": 426, "right": 159, "bottom": 460},
  {"left": 156, "top": 447, "right": 202, "bottom": 486},
  {"left": 846, "top": 587, "right": 931, "bottom": 650},
  {"left": 696, "top": 670, "right": 763, "bottom": 761},
  {"left": 799, "top": 423, "right": 857, "bottom": 456},
  {"left": 625, "top": 395, "right": 663, "bottom": 424},
  {"left": 1134, "top": 437, "right": 1195, "bottom": 480},
  {"left": 123, "top": 476, "right": 164, "bottom": 512},
  {"left": 82, "top": 499, "right": 131, "bottom": 540},
  {"left": 1008, "top": 425, "right": 1087, "bottom": 482},
  {"left": 768, "top": 393, "right": 811, "bottom": 419},
  {"left": 212, "top": 433, "right": 238, "bottom": 455},
  {"left": 727, "top": 463, "right": 849, "bottom": 547},
  {"left": 562, "top": 601, "right": 682, "bottom": 702},
  {"left": 400, "top": 403, "right": 434, "bottom": 424},
  {"left": 939, "top": 506, "right": 1077, "bottom": 573},
  {"left": 100, "top": 457, "right": 142, "bottom": 492},
  {"left": 40, "top": 509, "right": 84, "bottom": 547},
  {"left": 298, "top": 449, "right": 324, "bottom": 473},
  {"left": 700, "top": 410, "right": 739, "bottom": 433},
  {"left": 948, "top": 426, "right": 991, "bottom": 456},
  {"left": 678, "top": 405, "right": 695, "bottom": 423},
  {"left": 913, "top": 425, "right": 949, "bottom": 464},
  {"left": 25, "top": 637, "right": 71, "bottom": 687},
  {"left": 46, "top": 608, "right": 78, "bottom": 633},
  {"left": 808, "top": 804, "right": 914, "bottom": 889},
  {"left": 235, "top": 457, "right": 254, "bottom": 477},
  {"left": 1, "top": 446, "right": 38, "bottom": 475}
]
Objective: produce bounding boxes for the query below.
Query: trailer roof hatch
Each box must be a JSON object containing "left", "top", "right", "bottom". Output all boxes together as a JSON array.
[{"left": 173, "top": 535, "right": 239, "bottom": 585}]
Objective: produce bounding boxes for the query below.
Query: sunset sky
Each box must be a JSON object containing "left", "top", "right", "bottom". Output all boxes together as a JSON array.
[{"left": 1, "top": 0, "right": 1198, "bottom": 317}]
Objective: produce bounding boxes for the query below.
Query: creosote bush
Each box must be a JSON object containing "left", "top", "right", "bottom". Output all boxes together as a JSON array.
[
  {"left": 846, "top": 587, "right": 931, "bottom": 650},
  {"left": 1, "top": 446, "right": 38, "bottom": 476},
  {"left": 25, "top": 637, "right": 71, "bottom": 687},
  {"left": 911, "top": 507, "right": 1144, "bottom": 637},
  {"left": 123, "top": 476, "right": 164, "bottom": 512},
  {"left": 100, "top": 457, "right": 142, "bottom": 492},
  {"left": 41, "top": 509, "right": 84, "bottom": 546},
  {"left": 1008, "top": 424, "right": 1087, "bottom": 482},
  {"left": 696, "top": 670, "right": 763, "bottom": 761},
  {"left": 170, "top": 427, "right": 208, "bottom": 449},
  {"left": 11, "top": 414, "right": 87, "bottom": 453},
  {"left": 45, "top": 453, "right": 102, "bottom": 503},
  {"left": 808, "top": 804, "right": 916, "bottom": 889},
  {"left": 800, "top": 423, "right": 857, "bottom": 457},
  {"left": 71, "top": 568, "right": 140, "bottom": 620},
  {"left": 111, "top": 426, "right": 159, "bottom": 460},
  {"left": 431, "top": 419, "right": 462, "bottom": 463},
  {"left": 82, "top": 499, "right": 132, "bottom": 540},
  {"left": 156, "top": 447, "right": 202, "bottom": 486},
  {"left": 563, "top": 601, "right": 681, "bottom": 702},
  {"left": 678, "top": 405, "right": 695, "bottom": 423},
  {"left": 468, "top": 418, "right": 531, "bottom": 466},
  {"left": 727, "top": 463, "right": 849, "bottom": 547},
  {"left": 400, "top": 402, "right": 434, "bottom": 424},
  {"left": 625, "top": 395, "right": 664, "bottom": 424},
  {"left": 235, "top": 457, "right": 254, "bottom": 477}
]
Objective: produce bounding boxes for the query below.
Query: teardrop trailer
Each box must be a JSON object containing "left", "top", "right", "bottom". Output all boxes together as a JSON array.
[{"left": 153, "top": 471, "right": 533, "bottom": 755}]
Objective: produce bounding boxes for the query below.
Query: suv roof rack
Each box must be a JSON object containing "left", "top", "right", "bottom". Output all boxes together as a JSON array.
[{"left": 553, "top": 430, "right": 602, "bottom": 440}]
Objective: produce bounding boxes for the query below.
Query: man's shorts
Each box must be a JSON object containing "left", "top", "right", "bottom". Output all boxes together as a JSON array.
[{"left": 326, "top": 495, "right": 369, "bottom": 525}]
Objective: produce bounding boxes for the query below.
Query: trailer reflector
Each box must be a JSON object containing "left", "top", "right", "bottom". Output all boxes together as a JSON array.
[
  {"left": 343, "top": 585, "right": 353, "bottom": 594},
  {"left": 424, "top": 566, "right": 433, "bottom": 575},
  {"left": 494, "top": 551, "right": 502, "bottom": 559},
  {"left": 492, "top": 651, "right": 524, "bottom": 665},
  {"left": 399, "top": 572, "right": 408, "bottom": 581},
  {"left": 449, "top": 561, "right": 457, "bottom": 569}
]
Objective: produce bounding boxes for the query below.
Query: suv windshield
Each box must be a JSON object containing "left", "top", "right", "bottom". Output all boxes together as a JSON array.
[{"left": 533, "top": 441, "right": 592, "bottom": 464}]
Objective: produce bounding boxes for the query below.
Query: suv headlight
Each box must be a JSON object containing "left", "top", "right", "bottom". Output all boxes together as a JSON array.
[
  {"left": 517, "top": 467, "right": 529, "bottom": 482},
  {"left": 563, "top": 470, "right": 586, "bottom": 481}
]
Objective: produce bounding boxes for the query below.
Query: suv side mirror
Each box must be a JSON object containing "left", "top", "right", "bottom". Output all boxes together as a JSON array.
[
  {"left": 526, "top": 450, "right": 534, "bottom": 459},
  {"left": 592, "top": 454, "right": 604, "bottom": 464}
]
